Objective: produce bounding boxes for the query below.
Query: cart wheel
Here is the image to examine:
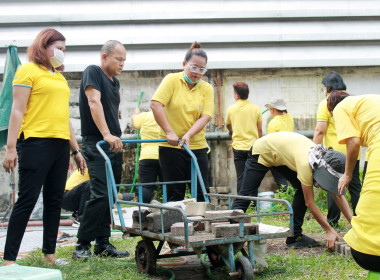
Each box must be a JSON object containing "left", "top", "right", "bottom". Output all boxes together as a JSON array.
[
  {"left": 206, "top": 247, "right": 225, "bottom": 267},
  {"left": 135, "top": 240, "right": 157, "bottom": 274},
  {"left": 235, "top": 256, "right": 254, "bottom": 280}
]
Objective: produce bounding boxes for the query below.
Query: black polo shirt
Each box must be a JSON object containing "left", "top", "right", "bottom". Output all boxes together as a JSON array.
[{"left": 79, "top": 65, "right": 122, "bottom": 138}]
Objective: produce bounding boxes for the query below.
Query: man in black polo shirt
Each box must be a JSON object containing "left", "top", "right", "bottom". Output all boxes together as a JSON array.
[{"left": 73, "top": 40, "right": 128, "bottom": 260}]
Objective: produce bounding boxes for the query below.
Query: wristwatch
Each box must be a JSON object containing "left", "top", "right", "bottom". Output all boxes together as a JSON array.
[{"left": 71, "top": 149, "right": 80, "bottom": 156}]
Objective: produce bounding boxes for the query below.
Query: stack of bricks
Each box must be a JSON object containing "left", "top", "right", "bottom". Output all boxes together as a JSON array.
[
  {"left": 334, "top": 241, "right": 351, "bottom": 257},
  {"left": 209, "top": 186, "right": 231, "bottom": 209}
]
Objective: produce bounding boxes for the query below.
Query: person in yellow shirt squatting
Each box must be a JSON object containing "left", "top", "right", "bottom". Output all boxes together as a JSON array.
[
  {"left": 313, "top": 71, "right": 362, "bottom": 229},
  {"left": 226, "top": 82, "right": 262, "bottom": 193},
  {"left": 265, "top": 97, "right": 294, "bottom": 191},
  {"left": 232, "top": 132, "right": 352, "bottom": 250},
  {"left": 131, "top": 108, "right": 162, "bottom": 203},
  {"left": 327, "top": 91, "right": 380, "bottom": 273}
]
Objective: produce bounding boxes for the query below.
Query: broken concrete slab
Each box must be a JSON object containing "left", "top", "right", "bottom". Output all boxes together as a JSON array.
[
  {"left": 209, "top": 187, "right": 216, "bottom": 193},
  {"left": 185, "top": 202, "right": 216, "bottom": 217},
  {"left": 146, "top": 207, "right": 184, "bottom": 233},
  {"left": 214, "top": 223, "right": 258, "bottom": 238},
  {"left": 170, "top": 222, "right": 194, "bottom": 236}
]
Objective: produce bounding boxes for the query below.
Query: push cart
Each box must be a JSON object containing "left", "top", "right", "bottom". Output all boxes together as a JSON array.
[{"left": 97, "top": 139, "right": 294, "bottom": 279}]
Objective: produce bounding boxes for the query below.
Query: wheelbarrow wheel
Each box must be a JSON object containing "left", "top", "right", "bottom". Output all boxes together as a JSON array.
[
  {"left": 135, "top": 240, "right": 157, "bottom": 274},
  {"left": 235, "top": 256, "right": 254, "bottom": 280},
  {"left": 206, "top": 246, "right": 225, "bottom": 267}
]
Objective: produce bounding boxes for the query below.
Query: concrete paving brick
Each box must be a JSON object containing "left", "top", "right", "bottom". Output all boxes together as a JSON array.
[
  {"left": 210, "top": 197, "right": 218, "bottom": 205},
  {"left": 204, "top": 209, "right": 244, "bottom": 219},
  {"left": 146, "top": 207, "right": 184, "bottom": 233},
  {"left": 344, "top": 245, "right": 351, "bottom": 257},
  {"left": 334, "top": 241, "right": 346, "bottom": 253},
  {"left": 216, "top": 187, "right": 230, "bottom": 194},
  {"left": 214, "top": 223, "right": 258, "bottom": 238},
  {"left": 170, "top": 222, "right": 194, "bottom": 236},
  {"left": 211, "top": 222, "right": 231, "bottom": 234},
  {"left": 185, "top": 202, "right": 216, "bottom": 217},
  {"left": 188, "top": 216, "right": 205, "bottom": 231}
]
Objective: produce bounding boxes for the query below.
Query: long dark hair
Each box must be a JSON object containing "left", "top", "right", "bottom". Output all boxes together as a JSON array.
[
  {"left": 322, "top": 71, "right": 346, "bottom": 93},
  {"left": 327, "top": 90, "right": 350, "bottom": 114}
]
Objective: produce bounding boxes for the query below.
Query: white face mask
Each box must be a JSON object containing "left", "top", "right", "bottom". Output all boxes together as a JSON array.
[{"left": 49, "top": 49, "right": 64, "bottom": 68}]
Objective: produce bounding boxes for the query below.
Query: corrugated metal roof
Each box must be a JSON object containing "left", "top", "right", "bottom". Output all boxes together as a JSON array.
[{"left": 1, "top": 0, "right": 380, "bottom": 73}]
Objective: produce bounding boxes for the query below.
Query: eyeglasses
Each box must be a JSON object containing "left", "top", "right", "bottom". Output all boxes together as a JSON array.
[{"left": 187, "top": 63, "right": 207, "bottom": 74}]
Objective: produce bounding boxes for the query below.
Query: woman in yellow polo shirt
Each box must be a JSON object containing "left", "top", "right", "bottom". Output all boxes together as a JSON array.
[
  {"left": 2, "top": 29, "right": 86, "bottom": 266},
  {"left": 151, "top": 42, "right": 214, "bottom": 202},
  {"left": 328, "top": 91, "right": 380, "bottom": 272}
]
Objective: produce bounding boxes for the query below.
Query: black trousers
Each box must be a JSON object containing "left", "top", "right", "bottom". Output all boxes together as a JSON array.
[
  {"left": 327, "top": 160, "right": 362, "bottom": 225},
  {"left": 159, "top": 147, "right": 209, "bottom": 202},
  {"left": 232, "top": 149, "right": 250, "bottom": 193},
  {"left": 77, "top": 137, "right": 122, "bottom": 242},
  {"left": 61, "top": 181, "right": 91, "bottom": 222},
  {"left": 270, "top": 168, "right": 289, "bottom": 191},
  {"left": 138, "top": 159, "right": 163, "bottom": 203},
  {"left": 232, "top": 154, "right": 307, "bottom": 237},
  {"left": 4, "top": 138, "right": 69, "bottom": 261},
  {"left": 351, "top": 247, "right": 380, "bottom": 272}
]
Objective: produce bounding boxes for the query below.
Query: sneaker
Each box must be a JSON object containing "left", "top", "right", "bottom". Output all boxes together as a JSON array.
[
  {"left": 72, "top": 242, "right": 91, "bottom": 261},
  {"left": 286, "top": 235, "right": 322, "bottom": 248},
  {"left": 94, "top": 238, "right": 130, "bottom": 258},
  {"left": 121, "top": 193, "right": 135, "bottom": 201},
  {"left": 70, "top": 215, "right": 80, "bottom": 228}
]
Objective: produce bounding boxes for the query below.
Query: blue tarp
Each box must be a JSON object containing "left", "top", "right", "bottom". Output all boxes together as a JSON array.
[{"left": 0, "top": 45, "right": 21, "bottom": 147}]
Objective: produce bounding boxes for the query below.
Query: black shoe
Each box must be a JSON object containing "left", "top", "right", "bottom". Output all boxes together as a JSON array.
[
  {"left": 94, "top": 238, "right": 130, "bottom": 258},
  {"left": 122, "top": 193, "right": 135, "bottom": 201},
  {"left": 72, "top": 242, "right": 91, "bottom": 261},
  {"left": 286, "top": 235, "right": 322, "bottom": 248}
]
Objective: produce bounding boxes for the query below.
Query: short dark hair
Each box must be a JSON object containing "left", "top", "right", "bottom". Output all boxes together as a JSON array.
[
  {"left": 184, "top": 41, "right": 208, "bottom": 63},
  {"left": 233, "top": 81, "right": 249, "bottom": 100},
  {"left": 27, "top": 28, "right": 65, "bottom": 68},
  {"left": 322, "top": 71, "right": 347, "bottom": 93},
  {"left": 101, "top": 40, "right": 124, "bottom": 55},
  {"left": 327, "top": 90, "right": 350, "bottom": 114}
]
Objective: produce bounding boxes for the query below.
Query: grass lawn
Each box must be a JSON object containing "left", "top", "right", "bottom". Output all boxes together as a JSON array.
[{"left": 10, "top": 213, "right": 367, "bottom": 280}]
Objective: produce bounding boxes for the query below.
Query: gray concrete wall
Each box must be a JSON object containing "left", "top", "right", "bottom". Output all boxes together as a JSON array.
[{"left": 0, "top": 65, "right": 375, "bottom": 210}]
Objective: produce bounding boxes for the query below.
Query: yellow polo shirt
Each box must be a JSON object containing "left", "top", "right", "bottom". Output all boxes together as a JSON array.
[
  {"left": 226, "top": 100, "right": 262, "bottom": 150},
  {"left": 65, "top": 169, "right": 90, "bottom": 191},
  {"left": 252, "top": 132, "right": 315, "bottom": 187},
  {"left": 267, "top": 113, "right": 294, "bottom": 134},
  {"left": 12, "top": 62, "right": 71, "bottom": 140},
  {"left": 133, "top": 111, "right": 160, "bottom": 160},
  {"left": 151, "top": 72, "right": 214, "bottom": 150},
  {"left": 333, "top": 95, "right": 380, "bottom": 256}
]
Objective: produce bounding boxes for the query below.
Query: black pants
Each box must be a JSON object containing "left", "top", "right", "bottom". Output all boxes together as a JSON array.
[
  {"left": 351, "top": 247, "right": 380, "bottom": 272},
  {"left": 61, "top": 181, "right": 91, "bottom": 222},
  {"left": 4, "top": 138, "right": 69, "bottom": 261},
  {"left": 270, "top": 168, "right": 289, "bottom": 191},
  {"left": 159, "top": 147, "right": 209, "bottom": 202},
  {"left": 327, "top": 160, "right": 362, "bottom": 225},
  {"left": 232, "top": 154, "right": 307, "bottom": 237},
  {"left": 138, "top": 159, "right": 163, "bottom": 203},
  {"left": 233, "top": 149, "right": 250, "bottom": 193},
  {"left": 77, "top": 137, "right": 122, "bottom": 242}
]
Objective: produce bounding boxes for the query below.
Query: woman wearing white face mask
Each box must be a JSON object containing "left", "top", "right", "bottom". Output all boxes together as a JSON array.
[{"left": 2, "top": 28, "right": 86, "bottom": 266}]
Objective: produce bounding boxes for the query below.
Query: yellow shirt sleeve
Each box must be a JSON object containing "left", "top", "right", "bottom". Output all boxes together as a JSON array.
[
  {"left": 334, "top": 102, "right": 361, "bottom": 144},
  {"left": 151, "top": 74, "right": 175, "bottom": 106},
  {"left": 267, "top": 119, "right": 278, "bottom": 134},
  {"left": 65, "top": 169, "right": 90, "bottom": 191},
  {"left": 133, "top": 112, "right": 147, "bottom": 130},
  {"left": 12, "top": 63, "right": 34, "bottom": 88},
  {"left": 316, "top": 99, "right": 330, "bottom": 122},
  {"left": 226, "top": 107, "right": 231, "bottom": 125}
]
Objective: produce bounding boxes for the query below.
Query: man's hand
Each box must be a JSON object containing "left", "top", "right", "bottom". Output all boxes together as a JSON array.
[
  {"left": 73, "top": 153, "right": 87, "bottom": 175},
  {"left": 166, "top": 131, "right": 179, "bottom": 146},
  {"left": 2, "top": 147, "right": 17, "bottom": 173},
  {"left": 326, "top": 229, "right": 340, "bottom": 251},
  {"left": 338, "top": 173, "right": 352, "bottom": 195},
  {"left": 104, "top": 134, "right": 123, "bottom": 153}
]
